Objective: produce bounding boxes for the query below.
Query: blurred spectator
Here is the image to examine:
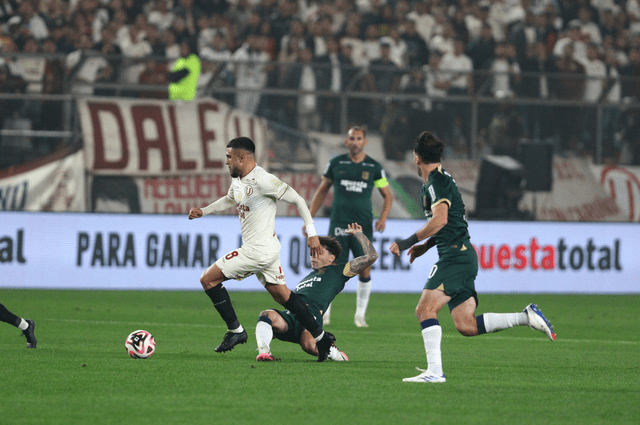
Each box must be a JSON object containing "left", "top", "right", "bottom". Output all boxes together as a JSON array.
[
  {"left": 384, "top": 66, "right": 429, "bottom": 160},
  {"left": 430, "top": 21, "right": 456, "bottom": 56},
  {"left": 168, "top": 39, "right": 200, "bottom": 100},
  {"left": 283, "top": 46, "right": 321, "bottom": 132},
  {"left": 601, "top": 47, "right": 622, "bottom": 160},
  {"left": 424, "top": 51, "right": 449, "bottom": 140},
  {"left": 140, "top": 59, "right": 168, "bottom": 98},
  {"left": 401, "top": 19, "right": 429, "bottom": 68},
  {"left": 340, "top": 18, "right": 367, "bottom": 66},
  {"left": 551, "top": 42, "right": 586, "bottom": 152},
  {"left": 553, "top": 21, "right": 587, "bottom": 62},
  {"left": 379, "top": 25, "right": 407, "bottom": 68},
  {"left": 148, "top": 0, "right": 175, "bottom": 33},
  {"left": 568, "top": 6, "right": 602, "bottom": 44},
  {"left": 467, "top": 23, "right": 496, "bottom": 70},
  {"left": 599, "top": 8, "right": 618, "bottom": 41},
  {"left": 16, "top": 0, "right": 48, "bottom": 41},
  {"left": 620, "top": 47, "right": 640, "bottom": 99},
  {"left": 490, "top": 42, "right": 520, "bottom": 98},
  {"left": 199, "top": 32, "right": 234, "bottom": 101},
  {"left": 65, "top": 33, "right": 110, "bottom": 95},
  {"left": 518, "top": 41, "right": 554, "bottom": 139},
  {"left": 0, "top": 0, "right": 17, "bottom": 25},
  {"left": 509, "top": 10, "right": 540, "bottom": 64},
  {"left": 145, "top": 23, "right": 165, "bottom": 56},
  {"left": 40, "top": 38, "right": 64, "bottom": 136},
  {"left": 232, "top": 33, "right": 269, "bottom": 114},
  {"left": 366, "top": 40, "right": 402, "bottom": 131},
  {"left": 362, "top": 23, "right": 382, "bottom": 64},
  {"left": 280, "top": 19, "right": 309, "bottom": 57},
  {"left": 315, "top": 37, "right": 349, "bottom": 133},
  {"left": 440, "top": 39, "right": 474, "bottom": 145},
  {"left": 406, "top": 0, "right": 435, "bottom": 44},
  {"left": 163, "top": 28, "right": 181, "bottom": 61}
]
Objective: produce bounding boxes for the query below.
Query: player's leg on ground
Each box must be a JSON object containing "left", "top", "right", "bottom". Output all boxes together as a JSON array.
[
  {"left": 355, "top": 270, "right": 371, "bottom": 327},
  {"left": 0, "top": 303, "right": 36, "bottom": 348},
  {"left": 267, "top": 284, "right": 335, "bottom": 361},
  {"left": 256, "top": 310, "right": 284, "bottom": 361},
  {"left": 201, "top": 264, "right": 247, "bottom": 352},
  {"left": 323, "top": 302, "right": 331, "bottom": 325},
  {"left": 403, "top": 289, "right": 449, "bottom": 383}
]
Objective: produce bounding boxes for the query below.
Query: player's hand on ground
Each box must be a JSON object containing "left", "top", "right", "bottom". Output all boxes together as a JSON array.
[
  {"left": 374, "top": 219, "right": 386, "bottom": 232},
  {"left": 308, "top": 235, "right": 321, "bottom": 257},
  {"left": 344, "top": 223, "right": 362, "bottom": 235},
  {"left": 188, "top": 208, "right": 203, "bottom": 220}
]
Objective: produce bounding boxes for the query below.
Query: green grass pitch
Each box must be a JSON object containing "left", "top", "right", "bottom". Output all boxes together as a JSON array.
[{"left": 1, "top": 289, "right": 638, "bottom": 425}]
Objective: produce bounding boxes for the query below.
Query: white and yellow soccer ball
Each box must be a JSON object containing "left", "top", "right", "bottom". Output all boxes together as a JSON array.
[{"left": 125, "top": 330, "right": 156, "bottom": 359}]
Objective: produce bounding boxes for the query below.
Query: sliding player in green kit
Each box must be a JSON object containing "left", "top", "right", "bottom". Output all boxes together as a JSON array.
[
  {"left": 390, "top": 132, "right": 555, "bottom": 383},
  {"left": 255, "top": 223, "right": 378, "bottom": 361}
]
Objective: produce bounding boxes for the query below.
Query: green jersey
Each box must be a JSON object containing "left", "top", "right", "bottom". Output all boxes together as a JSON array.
[
  {"left": 422, "top": 165, "right": 470, "bottom": 255},
  {"left": 323, "top": 154, "right": 388, "bottom": 224},
  {"left": 294, "top": 263, "right": 351, "bottom": 313}
]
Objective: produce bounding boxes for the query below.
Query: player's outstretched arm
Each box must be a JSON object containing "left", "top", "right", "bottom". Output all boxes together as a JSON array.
[
  {"left": 279, "top": 185, "right": 321, "bottom": 256},
  {"left": 189, "top": 196, "right": 234, "bottom": 219},
  {"left": 374, "top": 185, "right": 393, "bottom": 232},
  {"left": 390, "top": 202, "right": 448, "bottom": 255},
  {"left": 344, "top": 223, "right": 378, "bottom": 277},
  {"left": 303, "top": 177, "right": 332, "bottom": 237}
]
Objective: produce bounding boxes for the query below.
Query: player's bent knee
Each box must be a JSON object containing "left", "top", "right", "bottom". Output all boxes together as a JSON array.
[{"left": 455, "top": 322, "right": 477, "bottom": 337}]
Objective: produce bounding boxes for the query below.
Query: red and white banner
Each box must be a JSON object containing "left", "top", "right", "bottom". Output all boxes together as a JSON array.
[
  {"left": 591, "top": 164, "right": 640, "bottom": 222},
  {"left": 0, "top": 147, "right": 85, "bottom": 212},
  {"left": 77, "top": 97, "right": 268, "bottom": 176}
]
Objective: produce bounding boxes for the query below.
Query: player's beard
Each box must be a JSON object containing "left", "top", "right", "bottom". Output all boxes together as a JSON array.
[{"left": 230, "top": 167, "right": 240, "bottom": 178}]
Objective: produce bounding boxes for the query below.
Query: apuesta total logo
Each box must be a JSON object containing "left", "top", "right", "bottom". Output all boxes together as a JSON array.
[{"left": 473, "top": 237, "right": 622, "bottom": 271}]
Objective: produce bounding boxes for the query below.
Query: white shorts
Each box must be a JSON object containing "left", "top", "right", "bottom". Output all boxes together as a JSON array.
[{"left": 215, "top": 246, "right": 286, "bottom": 287}]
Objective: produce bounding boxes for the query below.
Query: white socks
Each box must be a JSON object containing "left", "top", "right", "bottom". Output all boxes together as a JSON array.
[
  {"left": 482, "top": 312, "right": 528, "bottom": 333},
  {"left": 18, "top": 319, "right": 29, "bottom": 331},
  {"left": 255, "top": 321, "right": 273, "bottom": 354},
  {"left": 230, "top": 325, "right": 245, "bottom": 333},
  {"left": 328, "top": 345, "right": 341, "bottom": 361},
  {"left": 323, "top": 303, "right": 332, "bottom": 324},
  {"left": 355, "top": 278, "right": 371, "bottom": 318},
  {"left": 422, "top": 324, "right": 444, "bottom": 376}
]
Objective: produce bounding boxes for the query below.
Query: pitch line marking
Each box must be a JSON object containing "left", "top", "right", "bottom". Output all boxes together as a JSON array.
[{"left": 44, "top": 318, "right": 639, "bottom": 345}]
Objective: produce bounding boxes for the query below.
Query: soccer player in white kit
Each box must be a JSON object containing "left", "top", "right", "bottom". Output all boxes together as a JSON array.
[{"left": 189, "top": 137, "right": 336, "bottom": 361}]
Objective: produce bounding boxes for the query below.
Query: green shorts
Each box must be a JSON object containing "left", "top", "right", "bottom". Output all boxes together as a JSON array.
[
  {"left": 273, "top": 306, "right": 324, "bottom": 344},
  {"left": 425, "top": 240, "right": 479, "bottom": 312},
  {"left": 329, "top": 221, "right": 374, "bottom": 264}
]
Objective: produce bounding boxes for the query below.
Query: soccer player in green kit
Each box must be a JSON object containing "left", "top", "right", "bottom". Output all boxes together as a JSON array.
[
  {"left": 255, "top": 223, "right": 378, "bottom": 361},
  {"left": 390, "top": 132, "right": 555, "bottom": 383},
  {"left": 308, "top": 126, "right": 393, "bottom": 327}
]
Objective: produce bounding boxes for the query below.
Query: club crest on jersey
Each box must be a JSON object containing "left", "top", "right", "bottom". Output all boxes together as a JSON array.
[
  {"left": 361, "top": 171, "right": 370, "bottom": 180},
  {"left": 245, "top": 186, "right": 254, "bottom": 196}
]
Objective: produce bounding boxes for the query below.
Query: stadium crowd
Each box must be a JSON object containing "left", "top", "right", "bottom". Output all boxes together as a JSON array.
[{"left": 2, "top": 0, "right": 640, "bottom": 164}]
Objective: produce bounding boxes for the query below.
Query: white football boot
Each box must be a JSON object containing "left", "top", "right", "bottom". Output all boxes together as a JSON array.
[
  {"left": 524, "top": 303, "right": 556, "bottom": 341},
  {"left": 402, "top": 367, "right": 446, "bottom": 383}
]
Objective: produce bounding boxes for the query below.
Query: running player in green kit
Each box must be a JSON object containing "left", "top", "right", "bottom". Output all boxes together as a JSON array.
[
  {"left": 390, "top": 132, "right": 556, "bottom": 383},
  {"left": 308, "top": 126, "right": 393, "bottom": 327},
  {"left": 255, "top": 223, "right": 378, "bottom": 361}
]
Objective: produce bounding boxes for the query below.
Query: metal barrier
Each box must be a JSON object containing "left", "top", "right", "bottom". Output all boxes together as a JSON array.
[{"left": 3, "top": 51, "right": 640, "bottom": 168}]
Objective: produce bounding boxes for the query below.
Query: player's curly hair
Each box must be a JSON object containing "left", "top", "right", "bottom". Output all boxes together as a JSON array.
[
  {"left": 413, "top": 131, "right": 443, "bottom": 164},
  {"left": 227, "top": 137, "right": 255, "bottom": 154},
  {"left": 319, "top": 236, "right": 342, "bottom": 260}
]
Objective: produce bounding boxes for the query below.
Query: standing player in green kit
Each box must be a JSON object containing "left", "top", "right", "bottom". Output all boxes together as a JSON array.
[
  {"left": 390, "top": 131, "right": 555, "bottom": 383},
  {"left": 308, "top": 126, "right": 393, "bottom": 327}
]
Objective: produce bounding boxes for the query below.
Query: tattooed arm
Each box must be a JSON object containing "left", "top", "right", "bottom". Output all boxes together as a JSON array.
[{"left": 343, "top": 223, "right": 379, "bottom": 277}]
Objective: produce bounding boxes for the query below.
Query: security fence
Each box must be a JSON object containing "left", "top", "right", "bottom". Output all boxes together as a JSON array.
[{"left": 2, "top": 51, "right": 640, "bottom": 169}]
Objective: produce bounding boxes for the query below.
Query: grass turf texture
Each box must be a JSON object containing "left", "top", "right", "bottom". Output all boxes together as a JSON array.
[{"left": 1, "top": 290, "right": 638, "bottom": 425}]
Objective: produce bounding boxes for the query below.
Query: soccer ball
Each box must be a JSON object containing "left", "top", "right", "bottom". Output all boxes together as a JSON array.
[{"left": 125, "top": 330, "right": 156, "bottom": 359}]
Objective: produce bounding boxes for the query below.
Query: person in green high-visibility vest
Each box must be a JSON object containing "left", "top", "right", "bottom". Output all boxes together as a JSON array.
[{"left": 168, "top": 40, "right": 201, "bottom": 100}]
